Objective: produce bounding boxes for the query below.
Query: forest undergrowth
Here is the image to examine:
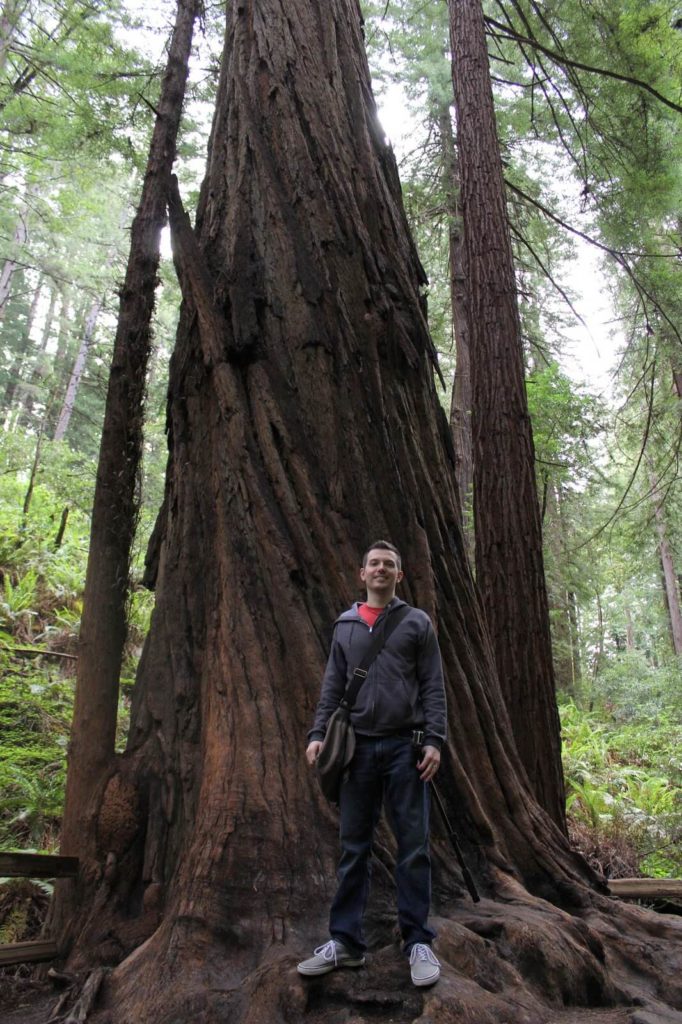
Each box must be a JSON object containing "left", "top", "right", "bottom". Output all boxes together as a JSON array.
[{"left": 1, "top": 453, "right": 680, "bottom": 958}]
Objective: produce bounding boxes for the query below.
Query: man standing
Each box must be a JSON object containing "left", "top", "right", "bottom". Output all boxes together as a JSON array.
[{"left": 298, "top": 541, "right": 447, "bottom": 987}]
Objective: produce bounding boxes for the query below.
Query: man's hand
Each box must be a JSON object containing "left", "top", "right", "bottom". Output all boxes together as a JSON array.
[
  {"left": 417, "top": 745, "right": 440, "bottom": 782},
  {"left": 306, "top": 740, "right": 323, "bottom": 767}
]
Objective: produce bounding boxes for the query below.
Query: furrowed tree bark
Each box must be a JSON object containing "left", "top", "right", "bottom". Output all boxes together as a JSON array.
[
  {"left": 52, "top": 0, "right": 199, "bottom": 939},
  {"left": 448, "top": 0, "right": 566, "bottom": 830},
  {"left": 54, "top": 2, "right": 682, "bottom": 1022}
]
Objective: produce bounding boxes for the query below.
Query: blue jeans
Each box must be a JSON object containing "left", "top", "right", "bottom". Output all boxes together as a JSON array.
[{"left": 329, "top": 734, "right": 436, "bottom": 954}]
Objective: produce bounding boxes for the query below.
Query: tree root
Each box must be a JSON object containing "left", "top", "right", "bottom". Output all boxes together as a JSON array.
[
  {"left": 71, "top": 887, "right": 682, "bottom": 1024},
  {"left": 47, "top": 968, "right": 108, "bottom": 1024}
]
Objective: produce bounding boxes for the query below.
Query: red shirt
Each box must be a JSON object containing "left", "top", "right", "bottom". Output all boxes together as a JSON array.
[{"left": 358, "top": 603, "right": 385, "bottom": 628}]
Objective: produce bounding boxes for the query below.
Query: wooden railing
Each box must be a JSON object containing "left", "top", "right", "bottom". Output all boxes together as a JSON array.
[
  {"left": 607, "top": 878, "right": 682, "bottom": 901},
  {"left": 0, "top": 852, "right": 79, "bottom": 967}
]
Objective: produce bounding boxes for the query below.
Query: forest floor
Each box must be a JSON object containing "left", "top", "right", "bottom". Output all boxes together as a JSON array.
[
  {"left": 1, "top": 981, "right": 678, "bottom": 1024},
  {"left": 2, "top": 979, "right": 55, "bottom": 1024},
  {"left": 0, "top": 977, "right": 654, "bottom": 1024}
]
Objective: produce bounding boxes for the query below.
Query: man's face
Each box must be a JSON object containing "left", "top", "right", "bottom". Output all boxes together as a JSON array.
[{"left": 360, "top": 548, "right": 404, "bottom": 598}]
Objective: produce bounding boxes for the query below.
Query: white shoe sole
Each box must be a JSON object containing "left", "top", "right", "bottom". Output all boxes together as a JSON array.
[
  {"left": 411, "top": 970, "right": 440, "bottom": 986},
  {"left": 297, "top": 957, "right": 366, "bottom": 976}
]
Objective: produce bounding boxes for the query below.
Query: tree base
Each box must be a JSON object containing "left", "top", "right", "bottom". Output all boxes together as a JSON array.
[{"left": 42, "top": 877, "right": 682, "bottom": 1024}]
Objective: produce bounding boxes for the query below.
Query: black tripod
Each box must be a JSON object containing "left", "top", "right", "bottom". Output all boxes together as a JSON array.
[
  {"left": 430, "top": 778, "right": 480, "bottom": 903},
  {"left": 412, "top": 731, "right": 480, "bottom": 903}
]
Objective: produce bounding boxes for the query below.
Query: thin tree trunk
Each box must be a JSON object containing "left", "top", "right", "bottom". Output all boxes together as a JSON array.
[
  {"left": 45, "top": 286, "right": 75, "bottom": 436},
  {"left": 649, "top": 466, "right": 682, "bottom": 657},
  {"left": 447, "top": 0, "right": 565, "bottom": 829},
  {"left": 20, "top": 418, "right": 45, "bottom": 523},
  {"left": 674, "top": 366, "right": 682, "bottom": 400},
  {"left": 52, "top": 292, "right": 104, "bottom": 441},
  {"left": 568, "top": 589, "right": 581, "bottom": 686},
  {"left": 56, "top": 0, "right": 200, "bottom": 901},
  {"left": 20, "top": 282, "right": 57, "bottom": 424},
  {"left": 625, "top": 605, "right": 635, "bottom": 652},
  {"left": 0, "top": 0, "right": 22, "bottom": 73},
  {"left": 592, "top": 592, "right": 605, "bottom": 679},
  {"left": 546, "top": 484, "right": 581, "bottom": 694},
  {"left": 54, "top": 505, "right": 69, "bottom": 549},
  {"left": 0, "top": 206, "right": 28, "bottom": 316},
  {"left": 439, "top": 106, "right": 473, "bottom": 547},
  {"left": 2, "top": 270, "right": 42, "bottom": 416}
]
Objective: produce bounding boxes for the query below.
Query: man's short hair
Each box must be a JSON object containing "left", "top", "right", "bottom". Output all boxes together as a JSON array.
[{"left": 362, "top": 540, "right": 402, "bottom": 570}]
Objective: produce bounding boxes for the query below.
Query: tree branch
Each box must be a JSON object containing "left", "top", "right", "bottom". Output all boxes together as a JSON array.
[
  {"left": 504, "top": 179, "right": 682, "bottom": 345},
  {"left": 508, "top": 221, "right": 587, "bottom": 330},
  {"left": 485, "top": 15, "right": 682, "bottom": 116}
]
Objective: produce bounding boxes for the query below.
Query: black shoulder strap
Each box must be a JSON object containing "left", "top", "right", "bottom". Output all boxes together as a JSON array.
[{"left": 343, "top": 604, "right": 410, "bottom": 710}]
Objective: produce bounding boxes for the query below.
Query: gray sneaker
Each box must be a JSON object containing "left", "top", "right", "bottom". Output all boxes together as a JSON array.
[
  {"left": 409, "top": 943, "right": 440, "bottom": 986},
  {"left": 297, "top": 939, "right": 366, "bottom": 976}
]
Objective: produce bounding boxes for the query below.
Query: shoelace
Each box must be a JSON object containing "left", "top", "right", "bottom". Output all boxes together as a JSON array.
[
  {"left": 410, "top": 943, "right": 440, "bottom": 965},
  {"left": 314, "top": 940, "right": 340, "bottom": 965}
]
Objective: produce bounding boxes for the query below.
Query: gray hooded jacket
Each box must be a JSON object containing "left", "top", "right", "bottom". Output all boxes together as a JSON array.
[{"left": 309, "top": 597, "right": 447, "bottom": 750}]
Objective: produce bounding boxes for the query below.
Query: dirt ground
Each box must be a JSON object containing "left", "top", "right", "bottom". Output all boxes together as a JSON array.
[{"left": 1, "top": 979, "right": 56, "bottom": 1024}]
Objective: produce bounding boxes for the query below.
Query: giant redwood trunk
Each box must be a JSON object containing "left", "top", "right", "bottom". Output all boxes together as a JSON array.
[
  {"left": 54, "top": 2, "right": 682, "bottom": 1023},
  {"left": 448, "top": 0, "right": 566, "bottom": 830}
]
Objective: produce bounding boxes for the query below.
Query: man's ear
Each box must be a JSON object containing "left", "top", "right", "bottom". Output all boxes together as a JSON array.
[{"left": 396, "top": 570, "right": 404, "bottom": 584}]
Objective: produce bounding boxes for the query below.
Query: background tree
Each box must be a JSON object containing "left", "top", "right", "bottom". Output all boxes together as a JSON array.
[{"left": 448, "top": 0, "right": 565, "bottom": 828}]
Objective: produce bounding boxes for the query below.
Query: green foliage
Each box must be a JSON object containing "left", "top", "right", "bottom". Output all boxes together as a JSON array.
[
  {"left": 0, "top": 434, "right": 92, "bottom": 653},
  {"left": 561, "top": 669, "right": 681, "bottom": 878},
  {"left": 527, "top": 362, "right": 604, "bottom": 490},
  {"left": 0, "top": 666, "right": 72, "bottom": 851},
  {"left": 0, "top": 876, "right": 52, "bottom": 944},
  {"left": 0, "top": 432, "right": 157, "bottom": 847}
]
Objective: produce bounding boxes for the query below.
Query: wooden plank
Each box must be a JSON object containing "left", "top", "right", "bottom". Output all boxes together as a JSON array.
[
  {"left": 0, "top": 852, "right": 79, "bottom": 878},
  {"left": 608, "top": 878, "right": 682, "bottom": 900},
  {"left": 0, "top": 939, "right": 58, "bottom": 966}
]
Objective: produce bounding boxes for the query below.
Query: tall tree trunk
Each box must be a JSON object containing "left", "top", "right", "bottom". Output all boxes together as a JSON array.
[
  {"left": 54, "top": 4, "right": 682, "bottom": 1022},
  {"left": 53, "top": 0, "right": 200, "bottom": 931},
  {"left": 448, "top": 0, "right": 565, "bottom": 830},
  {"left": 439, "top": 106, "right": 472, "bottom": 549}
]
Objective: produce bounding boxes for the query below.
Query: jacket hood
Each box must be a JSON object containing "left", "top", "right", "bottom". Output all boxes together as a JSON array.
[{"left": 335, "top": 596, "right": 407, "bottom": 625}]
